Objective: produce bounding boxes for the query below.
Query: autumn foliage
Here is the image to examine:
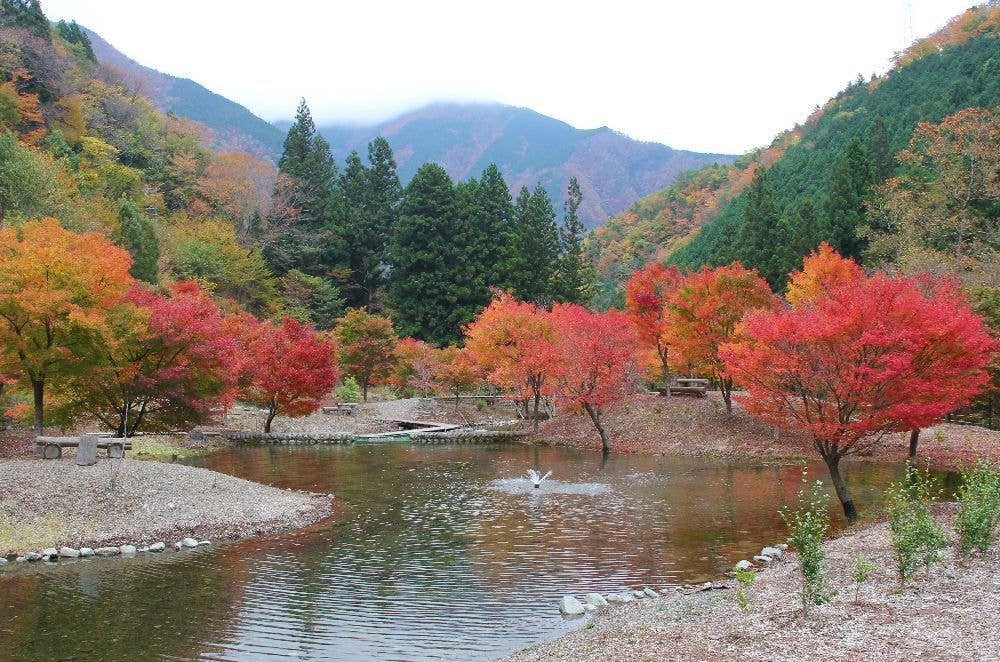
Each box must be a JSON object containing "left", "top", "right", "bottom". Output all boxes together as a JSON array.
[
  {"left": 335, "top": 308, "right": 398, "bottom": 401},
  {"left": 239, "top": 317, "right": 339, "bottom": 432},
  {"left": 625, "top": 262, "right": 682, "bottom": 388},
  {"left": 722, "top": 249, "right": 995, "bottom": 519}
]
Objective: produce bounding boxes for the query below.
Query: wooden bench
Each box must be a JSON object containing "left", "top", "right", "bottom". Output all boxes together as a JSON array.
[
  {"left": 670, "top": 378, "right": 709, "bottom": 397},
  {"left": 34, "top": 435, "right": 132, "bottom": 460},
  {"left": 321, "top": 403, "right": 358, "bottom": 416}
]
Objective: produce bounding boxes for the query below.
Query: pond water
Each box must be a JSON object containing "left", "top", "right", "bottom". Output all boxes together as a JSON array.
[{"left": 0, "top": 443, "right": 951, "bottom": 660}]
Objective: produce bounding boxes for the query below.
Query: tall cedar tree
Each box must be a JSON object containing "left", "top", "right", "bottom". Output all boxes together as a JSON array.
[
  {"left": 736, "top": 170, "right": 796, "bottom": 289},
  {"left": 116, "top": 195, "right": 159, "bottom": 283},
  {"left": 270, "top": 99, "right": 344, "bottom": 277},
  {"left": 0, "top": 1, "right": 49, "bottom": 38},
  {"left": 824, "top": 138, "right": 874, "bottom": 259},
  {"left": 468, "top": 164, "right": 517, "bottom": 299},
  {"left": 362, "top": 137, "right": 402, "bottom": 309},
  {"left": 867, "top": 117, "right": 894, "bottom": 183},
  {"left": 554, "top": 177, "right": 595, "bottom": 303},
  {"left": 339, "top": 150, "right": 369, "bottom": 307},
  {"left": 389, "top": 163, "right": 480, "bottom": 344},
  {"left": 513, "top": 184, "right": 561, "bottom": 303},
  {"left": 794, "top": 199, "right": 821, "bottom": 257}
]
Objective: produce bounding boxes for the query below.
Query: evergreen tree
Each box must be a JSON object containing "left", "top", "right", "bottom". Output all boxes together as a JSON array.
[
  {"left": 794, "top": 198, "right": 822, "bottom": 257},
  {"left": 388, "top": 163, "right": 472, "bottom": 345},
  {"left": 461, "top": 164, "right": 517, "bottom": 308},
  {"left": 1, "top": 0, "right": 49, "bottom": 38},
  {"left": 362, "top": 137, "right": 402, "bottom": 308},
  {"left": 553, "top": 177, "right": 595, "bottom": 303},
  {"left": 56, "top": 20, "right": 95, "bottom": 61},
  {"left": 339, "top": 150, "right": 370, "bottom": 307},
  {"left": 736, "top": 170, "right": 785, "bottom": 286},
  {"left": 512, "top": 184, "right": 561, "bottom": 303},
  {"left": 867, "top": 117, "right": 894, "bottom": 183},
  {"left": 824, "top": 138, "right": 874, "bottom": 259},
  {"left": 116, "top": 196, "right": 158, "bottom": 283},
  {"left": 279, "top": 269, "right": 344, "bottom": 330}
]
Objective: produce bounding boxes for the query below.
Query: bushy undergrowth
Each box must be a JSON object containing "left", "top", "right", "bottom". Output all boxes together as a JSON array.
[
  {"left": 780, "top": 471, "right": 835, "bottom": 611},
  {"left": 335, "top": 377, "right": 362, "bottom": 403},
  {"left": 955, "top": 460, "right": 1000, "bottom": 556},
  {"left": 886, "top": 463, "right": 947, "bottom": 585}
]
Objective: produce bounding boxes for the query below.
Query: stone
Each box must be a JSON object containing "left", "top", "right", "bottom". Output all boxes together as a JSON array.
[
  {"left": 0, "top": 557, "right": 7, "bottom": 564},
  {"left": 197, "top": 540, "right": 211, "bottom": 546},
  {"left": 735, "top": 559, "right": 753, "bottom": 570},
  {"left": 25, "top": 552, "right": 42, "bottom": 562},
  {"left": 15, "top": 556, "right": 27, "bottom": 563},
  {"left": 761, "top": 546, "right": 783, "bottom": 560},
  {"left": 58, "top": 546, "right": 80, "bottom": 558},
  {"left": 76, "top": 434, "right": 98, "bottom": 466},
  {"left": 632, "top": 590, "right": 646, "bottom": 599},
  {"left": 584, "top": 592, "right": 608, "bottom": 607},
  {"left": 119, "top": 545, "right": 137, "bottom": 555},
  {"left": 79, "top": 548, "right": 94, "bottom": 557},
  {"left": 776, "top": 543, "right": 788, "bottom": 551},
  {"left": 149, "top": 542, "right": 166, "bottom": 552},
  {"left": 174, "top": 542, "right": 183, "bottom": 550},
  {"left": 559, "top": 596, "right": 586, "bottom": 616},
  {"left": 605, "top": 593, "right": 627, "bottom": 604},
  {"left": 643, "top": 587, "right": 659, "bottom": 598},
  {"left": 138, "top": 546, "right": 150, "bottom": 553},
  {"left": 753, "top": 555, "right": 773, "bottom": 564},
  {"left": 584, "top": 604, "right": 597, "bottom": 612},
  {"left": 181, "top": 537, "right": 199, "bottom": 548},
  {"left": 94, "top": 547, "right": 120, "bottom": 557},
  {"left": 42, "top": 548, "right": 58, "bottom": 560}
]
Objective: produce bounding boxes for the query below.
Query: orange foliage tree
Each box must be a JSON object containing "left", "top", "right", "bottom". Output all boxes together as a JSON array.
[
  {"left": 624, "top": 262, "right": 682, "bottom": 391},
  {"left": 551, "top": 304, "right": 639, "bottom": 452},
  {"left": 721, "top": 253, "right": 994, "bottom": 519},
  {"left": 334, "top": 308, "right": 397, "bottom": 401},
  {"left": 435, "top": 345, "right": 483, "bottom": 407},
  {"left": 666, "top": 262, "right": 775, "bottom": 415},
  {"left": 391, "top": 337, "right": 442, "bottom": 397},
  {"left": 0, "top": 218, "right": 133, "bottom": 433},
  {"left": 785, "top": 242, "right": 865, "bottom": 307},
  {"left": 464, "top": 291, "right": 558, "bottom": 432},
  {"left": 239, "top": 317, "right": 339, "bottom": 432}
]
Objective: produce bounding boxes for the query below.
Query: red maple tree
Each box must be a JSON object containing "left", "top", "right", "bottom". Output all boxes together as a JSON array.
[
  {"left": 240, "top": 317, "right": 339, "bottom": 432},
  {"left": 625, "top": 262, "right": 683, "bottom": 391},
  {"left": 721, "top": 257, "right": 995, "bottom": 519},
  {"left": 551, "top": 304, "right": 639, "bottom": 452}
]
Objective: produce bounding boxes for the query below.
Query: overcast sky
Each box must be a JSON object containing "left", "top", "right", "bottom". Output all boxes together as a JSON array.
[{"left": 43, "top": 0, "right": 975, "bottom": 154}]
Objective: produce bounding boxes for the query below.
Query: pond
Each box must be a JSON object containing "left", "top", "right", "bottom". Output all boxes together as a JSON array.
[{"left": 0, "top": 443, "right": 950, "bottom": 660}]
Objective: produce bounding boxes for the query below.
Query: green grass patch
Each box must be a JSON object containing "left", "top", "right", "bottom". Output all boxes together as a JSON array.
[{"left": 0, "top": 513, "right": 67, "bottom": 554}]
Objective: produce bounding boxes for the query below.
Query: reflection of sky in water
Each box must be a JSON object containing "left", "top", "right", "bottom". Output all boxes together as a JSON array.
[{"left": 0, "top": 444, "right": 947, "bottom": 661}]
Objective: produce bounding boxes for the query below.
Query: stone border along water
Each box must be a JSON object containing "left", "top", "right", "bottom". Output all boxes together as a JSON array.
[
  {"left": 556, "top": 542, "right": 790, "bottom": 616},
  {"left": 0, "top": 538, "right": 211, "bottom": 567},
  {"left": 221, "top": 429, "right": 531, "bottom": 445}
]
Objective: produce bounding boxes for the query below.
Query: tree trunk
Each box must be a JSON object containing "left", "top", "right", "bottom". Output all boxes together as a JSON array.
[
  {"left": 721, "top": 377, "right": 733, "bottom": 416},
  {"left": 583, "top": 402, "right": 610, "bottom": 453},
  {"left": 32, "top": 379, "right": 44, "bottom": 436},
  {"left": 908, "top": 428, "right": 920, "bottom": 458},
  {"left": 532, "top": 391, "right": 541, "bottom": 433},
  {"left": 264, "top": 403, "right": 276, "bottom": 433},
  {"left": 822, "top": 451, "right": 857, "bottom": 521},
  {"left": 658, "top": 344, "right": 671, "bottom": 396},
  {"left": 362, "top": 378, "right": 369, "bottom": 402}
]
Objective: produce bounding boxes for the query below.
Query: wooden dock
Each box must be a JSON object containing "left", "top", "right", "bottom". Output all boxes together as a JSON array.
[{"left": 354, "top": 420, "right": 461, "bottom": 442}]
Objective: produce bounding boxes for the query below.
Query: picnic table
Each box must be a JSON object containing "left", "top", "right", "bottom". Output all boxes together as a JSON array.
[
  {"left": 670, "top": 377, "right": 709, "bottom": 397},
  {"left": 321, "top": 403, "right": 358, "bottom": 416},
  {"left": 34, "top": 435, "right": 131, "bottom": 460}
]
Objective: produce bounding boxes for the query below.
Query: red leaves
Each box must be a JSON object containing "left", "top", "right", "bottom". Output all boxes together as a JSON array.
[
  {"left": 239, "top": 317, "right": 338, "bottom": 428},
  {"left": 721, "top": 250, "right": 995, "bottom": 454}
]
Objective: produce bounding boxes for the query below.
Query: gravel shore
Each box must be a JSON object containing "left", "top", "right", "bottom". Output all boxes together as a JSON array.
[
  {"left": 509, "top": 506, "right": 999, "bottom": 660},
  {"left": 0, "top": 459, "right": 333, "bottom": 556}
]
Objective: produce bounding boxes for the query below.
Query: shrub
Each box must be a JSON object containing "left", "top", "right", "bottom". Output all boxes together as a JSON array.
[
  {"left": 955, "top": 460, "right": 1000, "bottom": 556},
  {"left": 336, "top": 376, "right": 362, "bottom": 404},
  {"left": 886, "top": 463, "right": 947, "bottom": 585},
  {"left": 780, "top": 471, "right": 835, "bottom": 612},
  {"left": 852, "top": 554, "right": 877, "bottom": 603},
  {"left": 733, "top": 565, "right": 756, "bottom": 613}
]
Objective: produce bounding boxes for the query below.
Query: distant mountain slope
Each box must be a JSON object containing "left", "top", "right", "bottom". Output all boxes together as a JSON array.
[
  {"left": 85, "top": 28, "right": 285, "bottom": 158},
  {"left": 315, "top": 104, "right": 734, "bottom": 227},
  {"left": 590, "top": 2, "right": 1000, "bottom": 305}
]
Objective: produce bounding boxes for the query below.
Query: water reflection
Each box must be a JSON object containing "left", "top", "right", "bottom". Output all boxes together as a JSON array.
[{"left": 0, "top": 444, "right": 949, "bottom": 660}]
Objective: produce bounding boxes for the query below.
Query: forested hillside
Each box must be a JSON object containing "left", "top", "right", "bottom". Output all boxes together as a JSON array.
[
  {"left": 590, "top": 3, "right": 1000, "bottom": 306},
  {"left": 84, "top": 28, "right": 285, "bottom": 158}
]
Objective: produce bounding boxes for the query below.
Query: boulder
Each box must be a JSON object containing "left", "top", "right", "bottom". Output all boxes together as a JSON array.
[
  {"left": 42, "top": 548, "right": 58, "bottom": 561},
  {"left": 605, "top": 593, "right": 627, "bottom": 604},
  {"left": 559, "top": 596, "right": 586, "bottom": 616},
  {"left": 753, "top": 555, "right": 773, "bottom": 564},
  {"left": 197, "top": 540, "right": 211, "bottom": 546},
  {"left": 761, "top": 546, "right": 783, "bottom": 560},
  {"left": 0, "top": 557, "right": 7, "bottom": 564},
  {"left": 119, "top": 545, "right": 137, "bottom": 555},
  {"left": 735, "top": 559, "right": 753, "bottom": 570},
  {"left": 79, "top": 547, "right": 94, "bottom": 557},
  {"left": 149, "top": 542, "right": 166, "bottom": 552},
  {"left": 15, "top": 556, "right": 27, "bottom": 563},
  {"left": 25, "top": 552, "right": 42, "bottom": 562},
  {"left": 776, "top": 543, "right": 789, "bottom": 551},
  {"left": 138, "top": 546, "right": 150, "bottom": 553},
  {"left": 584, "top": 592, "right": 608, "bottom": 607},
  {"left": 643, "top": 587, "right": 659, "bottom": 598},
  {"left": 94, "top": 547, "right": 120, "bottom": 557},
  {"left": 174, "top": 541, "right": 183, "bottom": 550},
  {"left": 181, "top": 537, "right": 199, "bottom": 548},
  {"left": 58, "top": 547, "right": 80, "bottom": 558},
  {"left": 584, "top": 604, "right": 597, "bottom": 612},
  {"left": 631, "top": 590, "right": 646, "bottom": 599}
]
